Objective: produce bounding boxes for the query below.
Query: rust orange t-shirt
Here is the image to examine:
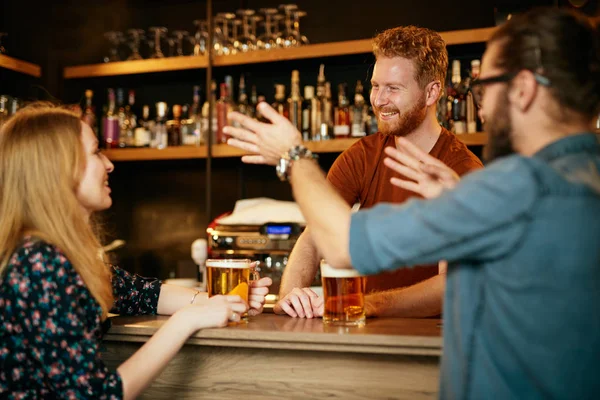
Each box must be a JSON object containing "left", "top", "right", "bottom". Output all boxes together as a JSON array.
[{"left": 327, "top": 128, "right": 483, "bottom": 293}]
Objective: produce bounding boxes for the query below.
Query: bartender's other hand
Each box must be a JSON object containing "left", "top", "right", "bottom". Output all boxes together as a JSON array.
[
  {"left": 383, "top": 137, "right": 459, "bottom": 199},
  {"left": 274, "top": 287, "right": 324, "bottom": 319},
  {"left": 224, "top": 102, "right": 302, "bottom": 166},
  {"left": 248, "top": 277, "right": 272, "bottom": 316},
  {"left": 177, "top": 295, "right": 248, "bottom": 332}
]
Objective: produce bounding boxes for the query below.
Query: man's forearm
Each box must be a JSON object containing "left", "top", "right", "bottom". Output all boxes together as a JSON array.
[
  {"left": 290, "top": 158, "right": 353, "bottom": 269},
  {"left": 365, "top": 273, "right": 445, "bottom": 317},
  {"left": 279, "top": 228, "right": 321, "bottom": 297}
]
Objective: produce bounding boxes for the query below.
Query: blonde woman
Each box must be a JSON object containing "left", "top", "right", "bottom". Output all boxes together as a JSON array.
[{"left": 0, "top": 104, "right": 271, "bottom": 399}]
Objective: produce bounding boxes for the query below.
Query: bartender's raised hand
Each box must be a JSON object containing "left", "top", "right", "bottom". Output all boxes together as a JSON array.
[
  {"left": 383, "top": 137, "right": 460, "bottom": 199},
  {"left": 224, "top": 102, "right": 302, "bottom": 165},
  {"left": 248, "top": 277, "right": 272, "bottom": 316},
  {"left": 274, "top": 288, "right": 324, "bottom": 318},
  {"left": 175, "top": 295, "right": 248, "bottom": 332}
]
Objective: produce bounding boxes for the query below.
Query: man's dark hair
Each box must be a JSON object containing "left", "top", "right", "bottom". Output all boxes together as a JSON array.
[{"left": 490, "top": 7, "right": 600, "bottom": 120}]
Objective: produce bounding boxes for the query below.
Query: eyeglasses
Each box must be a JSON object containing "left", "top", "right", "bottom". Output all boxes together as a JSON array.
[{"left": 471, "top": 72, "right": 551, "bottom": 107}]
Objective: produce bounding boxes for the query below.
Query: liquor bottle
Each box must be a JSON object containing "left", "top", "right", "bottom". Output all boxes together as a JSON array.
[
  {"left": 123, "top": 90, "right": 137, "bottom": 147},
  {"left": 216, "top": 83, "right": 233, "bottom": 144},
  {"left": 237, "top": 75, "right": 252, "bottom": 118},
  {"left": 154, "top": 102, "right": 168, "bottom": 149},
  {"left": 351, "top": 80, "right": 367, "bottom": 137},
  {"left": 302, "top": 85, "right": 316, "bottom": 141},
  {"left": 333, "top": 83, "right": 351, "bottom": 139},
  {"left": 272, "top": 84, "right": 289, "bottom": 118},
  {"left": 322, "top": 81, "right": 333, "bottom": 140},
  {"left": 202, "top": 80, "right": 218, "bottom": 145},
  {"left": 250, "top": 85, "right": 258, "bottom": 118},
  {"left": 81, "top": 90, "right": 97, "bottom": 135},
  {"left": 466, "top": 59, "right": 480, "bottom": 134},
  {"left": 315, "top": 64, "right": 327, "bottom": 140},
  {"left": 450, "top": 60, "right": 467, "bottom": 134},
  {"left": 168, "top": 104, "right": 182, "bottom": 146},
  {"left": 134, "top": 105, "right": 151, "bottom": 147},
  {"left": 288, "top": 70, "right": 302, "bottom": 131},
  {"left": 184, "top": 85, "right": 202, "bottom": 145},
  {"left": 367, "top": 106, "right": 379, "bottom": 135},
  {"left": 102, "top": 88, "right": 119, "bottom": 149}
]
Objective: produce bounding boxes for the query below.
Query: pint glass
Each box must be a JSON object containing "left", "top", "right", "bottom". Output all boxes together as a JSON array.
[
  {"left": 320, "top": 260, "right": 366, "bottom": 327},
  {"left": 205, "top": 259, "right": 258, "bottom": 320}
]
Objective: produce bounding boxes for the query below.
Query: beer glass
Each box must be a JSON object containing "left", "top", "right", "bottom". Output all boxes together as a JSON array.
[
  {"left": 206, "top": 259, "right": 258, "bottom": 321},
  {"left": 321, "top": 261, "right": 366, "bottom": 327}
]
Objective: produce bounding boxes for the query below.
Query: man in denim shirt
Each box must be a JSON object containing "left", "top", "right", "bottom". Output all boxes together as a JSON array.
[{"left": 226, "top": 7, "right": 600, "bottom": 399}]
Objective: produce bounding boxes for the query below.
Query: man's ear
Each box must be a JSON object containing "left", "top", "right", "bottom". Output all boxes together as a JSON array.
[
  {"left": 426, "top": 81, "right": 442, "bottom": 107},
  {"left": 508, "top": 70, "right": 537, "bottom": 112}
]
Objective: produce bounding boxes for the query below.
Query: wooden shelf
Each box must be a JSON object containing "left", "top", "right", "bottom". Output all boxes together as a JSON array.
[
  {"left": 64, "top": 27, "right": 497, "bottom": 79},
  {"left": 0, "top": 54, "right": 41, "bottom": 77},
  {"left": 64, "top": 55, "right": 209, "bottom": 79},
  {"left": 104, "top": 133, "right": 487, "bottom": 162}
]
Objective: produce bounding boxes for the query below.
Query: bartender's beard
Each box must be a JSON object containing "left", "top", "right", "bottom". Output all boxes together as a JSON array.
[
  {"left": 483, "top": 88, "right": 515, "bottom": 163},
  {"left": 377, "top": 94, "right": 427, "bottom": 137}
]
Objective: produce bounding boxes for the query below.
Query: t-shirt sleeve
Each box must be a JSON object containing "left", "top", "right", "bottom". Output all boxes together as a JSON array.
[
  {"left": 327, "top": 145, "right": 365, "bottom": 206},
  {"left": 110, "top": 266, "right": 162, "bottom": 316},
  {"left": 450, "top": 155, "right": 484, "bottom": 177},
  {"left": 10, "top": 244, "right": 123, "bottom": 399},
  {"left": 349, "top": 156, "right": 537, "bottom": 275}
]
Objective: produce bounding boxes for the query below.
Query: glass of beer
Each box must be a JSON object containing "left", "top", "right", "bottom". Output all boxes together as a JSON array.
[
  {"left": 206, "top": 259, "right": 258, "bottom": 321},
  {"left": 320, "top": 260, "right": 366, "bottom": 327}
]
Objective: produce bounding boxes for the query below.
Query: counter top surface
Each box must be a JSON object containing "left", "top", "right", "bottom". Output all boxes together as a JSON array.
[{"left": 105, "top": 314, "right": 443, "bottom": 356}]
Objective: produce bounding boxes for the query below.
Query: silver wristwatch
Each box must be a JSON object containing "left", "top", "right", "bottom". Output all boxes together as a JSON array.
[{"left": 276, "top": 145, "right": 318, "bottom": 181}]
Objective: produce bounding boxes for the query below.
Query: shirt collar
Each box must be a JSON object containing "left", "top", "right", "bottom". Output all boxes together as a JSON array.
[{"left": 533, "top": 133, "right": 600, "bottom": 163}]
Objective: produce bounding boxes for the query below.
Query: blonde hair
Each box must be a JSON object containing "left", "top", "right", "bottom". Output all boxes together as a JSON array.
[
  {"left": 0, "top": 103, "right": 114, "bottom": 319},
  {"left": 372, "top": 26, "right": 448, "bottom": 89}
]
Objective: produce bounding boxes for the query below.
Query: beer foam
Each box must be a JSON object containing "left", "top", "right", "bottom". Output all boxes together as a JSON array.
[
  {"left": 205, "top": 259, "right": 253, "bottom": 269},
  {"left": 320, "top": 261, "right": 362, "bottom": 278}
]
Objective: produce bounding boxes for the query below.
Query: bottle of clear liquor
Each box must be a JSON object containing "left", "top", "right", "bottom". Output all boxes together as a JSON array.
[{"left": 351, "top": 81, "right": 367, "bottom": 137}]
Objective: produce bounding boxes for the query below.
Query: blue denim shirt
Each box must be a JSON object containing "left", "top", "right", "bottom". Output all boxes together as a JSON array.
[{"left": 350, "top": 133, "right": 600, "bottom": 399}]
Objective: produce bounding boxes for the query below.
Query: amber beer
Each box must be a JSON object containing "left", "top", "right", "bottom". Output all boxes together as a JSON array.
[
  {"left": 205, "top": 259, "right": 258, "bottom": 320},
  {"left": 320, "top": 261, "right": 366, "bottom": 327}
]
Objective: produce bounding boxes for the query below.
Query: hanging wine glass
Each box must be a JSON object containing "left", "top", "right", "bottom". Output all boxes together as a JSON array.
[
  {"left": 279, "top": 4, "right": 298, "bottom": 48},
  {"left": 148, "top": 27, "right": 168, "bottom": 58},
  {"left": 191, "top": 20, "right": 209, "bottom": 56},
  {"left": 214, "top": 13, "right": 236, "bottom": 56},
  {"left": 258, "top": 8, "right": 279, "bottom": 50},
  {"left": 231, "top": 18, "right": 243, "bottom": 53},
  {"left": 250, "top": 15, "right": 263, "bottom": 50},
  {"left": 171, "top": 30, "right": 189, "bottom": 56},
  {"left": 293, "top": 10, "right": 309, "bottom": 45},
  {"left": 236, "top": 9, "right": 257, "bottom": 52},
  {"left": 126, "top": 29, "right": 145, "bottom": 60},
  {"left": 103, "top": 31, "right": 124, "bottom": 62},
  {"left": 272, "top": 14, "right": 286, "bottom": 49}
]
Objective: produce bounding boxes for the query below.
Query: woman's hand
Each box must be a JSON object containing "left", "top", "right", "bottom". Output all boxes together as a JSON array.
[
  {"left": 175, "top": 295, "right": 248, "bottom": 333},
  {"left": 383, "top": 137, "right": 460, "bottom": 199}
]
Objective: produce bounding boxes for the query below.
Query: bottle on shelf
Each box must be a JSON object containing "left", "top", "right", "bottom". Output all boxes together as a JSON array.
[
  {"left": 168, "top": 104, "right": 182, "bottom": 146},
  {"left": 102, "top": 88, "right": 119, "bottom": 149},
  {"left": 237, "top": 75, "right": 253, "bottom": 119},
  {"left": 272, "top": 84, "right": 289, "bottom": 119},
  {"left": 123, "top": 89, "right": 137, "bottom": 147},
  {"left": 81, "top": 89, "right": 97, "bottom": 135},
  {"left": 202, "top": 80, "right": 218, "bottom": 145},
  {"left": 350, "top": 80, "right": 367, "bottom": 138},
  {"left": 466, "top": 59, "right": 481, "bottom": 134},
  {"left": 288, "top": 70, "right": 302, "bottom": 131},
  {"left": 0, "top": 96, "right": 9, "bottom": 129},
  {"left": 134, "top": 105, "right": 151, "bottom": 147},
  {"left": 322, "top": 81, "right": 333, "bottom": 140},
  {"left": 183, "top": 85, "right": 202, "bottom": 145},
  {"left": 216, "top": 82, "right": 234, "bottom": 144},
  {"left": 333, "top": 83, "right": 350, "bottom": 139},
  {"left": 302, "top": 85, "right": 316, "bottom": 141},
  {"left": 450, "top": 60, "right": 467, "bottom": 134},
  {"left": 250, "top": 85, "right": 258, "bottom": 117},
  {"left": 154, "top": 102, "right": 168, "bottom": 149},
  {"left": 315, "top": 64, "right": 327, "bottom": 140}
]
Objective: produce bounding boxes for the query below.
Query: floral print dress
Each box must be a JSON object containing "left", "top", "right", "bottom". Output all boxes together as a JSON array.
[{"left": 0, "top": 237, "right": 162, "bottom": 399}]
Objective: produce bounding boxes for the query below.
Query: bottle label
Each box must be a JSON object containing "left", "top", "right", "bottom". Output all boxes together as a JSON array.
[
  {"left": 453, "top": 121, "right": 467, "bottom": 134},
  {"left": 134, "top": 127, "right": 150, "bottom": 147},
  {"left": 351, "top": 124, "right": 366, "bottom": 137},
  {"left": 333, "top": 125, "right": 350, "bottom": 136}
]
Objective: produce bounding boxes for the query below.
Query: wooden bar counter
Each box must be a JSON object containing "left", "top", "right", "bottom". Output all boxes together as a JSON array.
[{"left": 102, "top": 314, "right": 443, "bottom": 399}]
